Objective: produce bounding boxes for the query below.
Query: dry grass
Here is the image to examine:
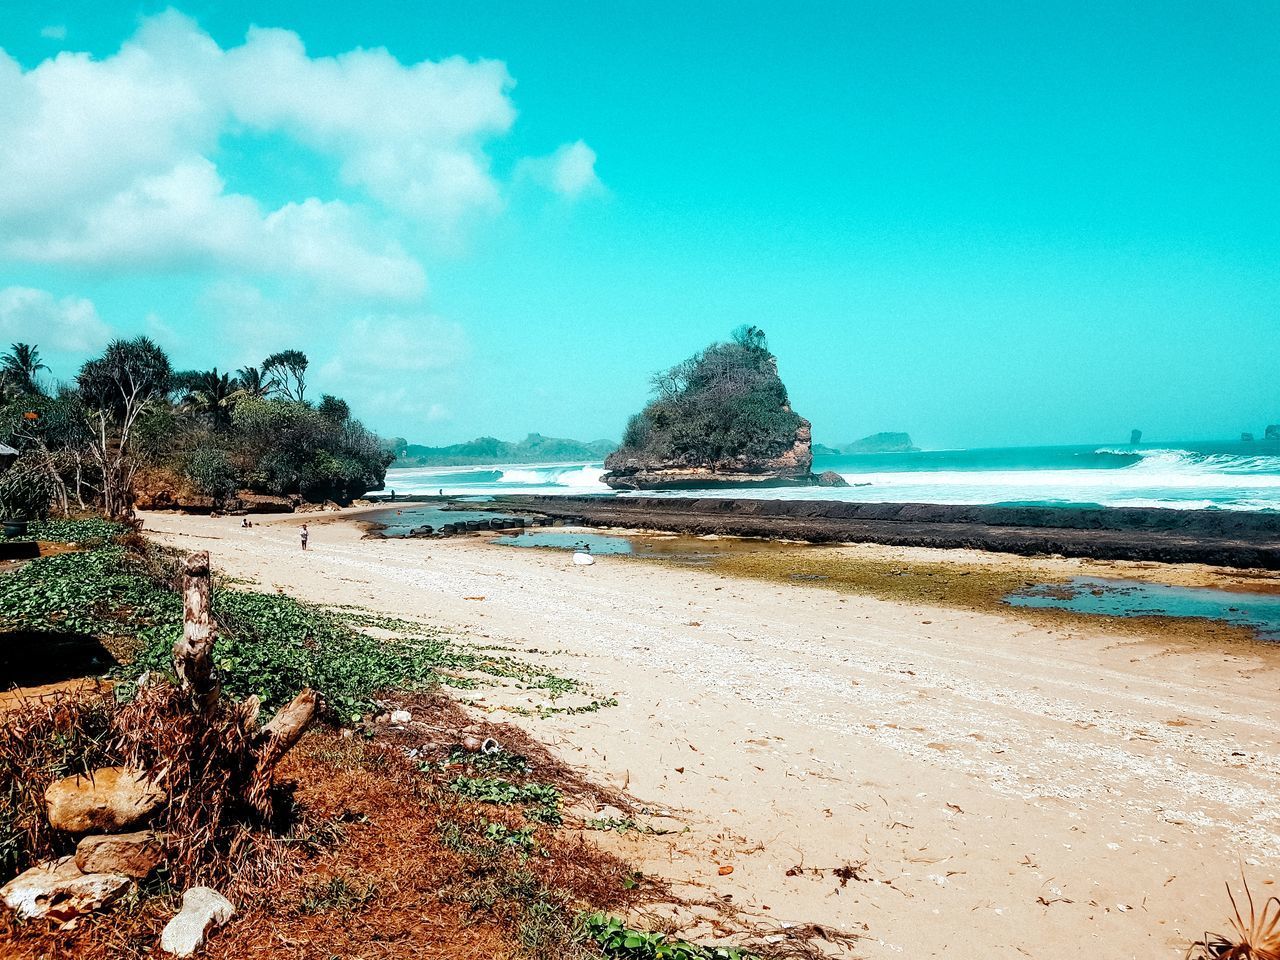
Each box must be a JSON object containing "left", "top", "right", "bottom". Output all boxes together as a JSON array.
[
  {"left": 0, "top": 684, "right": 288, "bottom": 890},
  {"left": 1188, "top": 877, "right": 1280, "bottom": 960}
]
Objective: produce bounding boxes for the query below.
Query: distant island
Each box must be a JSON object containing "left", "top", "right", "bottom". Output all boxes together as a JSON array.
[
  {"left": 387, "top": 433, "right": 617, "bottom": 466},
  {"left": 841, "top": 432, "right": 919, "bottom": 454},
  {"left": 603, "top": 326, "right": 816, "bottom": 489}
]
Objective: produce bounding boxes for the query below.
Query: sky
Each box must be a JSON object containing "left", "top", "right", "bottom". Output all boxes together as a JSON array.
[{"left": 0, "top": 1, "right": 1276, "bottom": 450}]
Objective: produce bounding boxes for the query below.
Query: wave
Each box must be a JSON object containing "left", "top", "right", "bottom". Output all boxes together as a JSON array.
[
  {"left": 1091, "top": 447, "right": 1280, "bottom": 476},
  {"left": 497, "top": 465, "right": 608, "bottom": 489}
]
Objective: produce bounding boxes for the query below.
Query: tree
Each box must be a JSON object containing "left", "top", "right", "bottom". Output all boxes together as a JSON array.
[
  {"left": 262, "top": 350, "right": 308, "bottom": 403},
  {"left": 77, "top": 337, "right": 173, "bottom": 519},
  {"left": 181, "top": 368, "right": 237, "bottom": 429},
  {"left": 0, "top": 343, "right": 48, "bottom": 398},
  {"left": 317, "top": 394, "right": 350, "bottom": 423},
  {"left": 233, "top": 366, "right": 272, "bottom": 399}
]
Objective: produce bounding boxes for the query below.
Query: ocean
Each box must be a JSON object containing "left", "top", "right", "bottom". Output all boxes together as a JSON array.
[{"left": 383, "top": 441, "right": 1280, "bottom": 513}]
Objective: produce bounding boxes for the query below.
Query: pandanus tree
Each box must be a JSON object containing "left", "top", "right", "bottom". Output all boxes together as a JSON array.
[
  {"left": 77, "top": 337, "right": 173, "bottom": 519},
  {"left": 261, "top": 350, "right": 308, "bottom": 403},
  {"left": 0, "top": 343, "right": 48, "bottom": 399}
]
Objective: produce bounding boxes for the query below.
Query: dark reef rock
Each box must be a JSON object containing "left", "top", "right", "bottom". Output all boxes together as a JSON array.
[
  {"left": 1266, "top": 425, "right": 1280, "bottom": 442},
  {"left": 816, "top": 470, "right": 850, "bottom": 487},
  {"left": 498, "top": 495, "right": 1280, "bottom": 569}
]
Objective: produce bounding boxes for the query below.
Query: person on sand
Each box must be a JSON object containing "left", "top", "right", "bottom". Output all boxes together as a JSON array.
[{"left": 300, "top": 524, "right": 309, "bottom": 551}]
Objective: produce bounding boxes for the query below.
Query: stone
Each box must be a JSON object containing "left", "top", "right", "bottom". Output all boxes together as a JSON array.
[
  {"left": 815, "top": 470, "right": 850, "bottom": 487},
  {"left": 1, "top": 856, "right": 133, "bottom": 922},
  {"left": 160, "top": 887, "right": 235, "bottom": 957},
  {"left": 76, "top": 831, "right": 165, "bottom": 879},
  {"left": 46, "top": 766, "right": 165, "bottom": 833},
  {"left": 389, "top": 709, "right": 412, "bottom": 724}
]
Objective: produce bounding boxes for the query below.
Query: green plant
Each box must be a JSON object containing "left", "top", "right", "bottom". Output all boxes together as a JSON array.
[
  {"left": 584, "top": 913, "right": 759, "bottom": 960},
  {"left": 296, "top": 874, "right": 379, "bottom": 915},
  {"left": 0, "top": 462, "right": 54, "bottom": 522},
  {"left": 185, "top": 447, "right": 237, "bottom": 500},
  {"left": 483, "top": 821, "right": 538, "bottom": 852},
  {"left": 446, "top": 776, "right": 563, "bottom": 824}
]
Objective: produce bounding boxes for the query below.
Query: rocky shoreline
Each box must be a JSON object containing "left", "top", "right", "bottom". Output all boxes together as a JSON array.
[{"left": 494, "top": 495, "right": 1280, "bottom": 568}]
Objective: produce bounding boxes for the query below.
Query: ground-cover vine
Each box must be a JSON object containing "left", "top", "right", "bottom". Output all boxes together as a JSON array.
[
  {"left": 0, "top": 523, "right": 591, "bottom": 721},
  {"left": 584, "top": 913, "right": 760, "bottom": 960}
]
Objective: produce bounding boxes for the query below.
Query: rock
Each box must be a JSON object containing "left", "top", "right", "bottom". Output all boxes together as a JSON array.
[
  {"left": 1242, "top": 432, "right": 1255, "bottom": 442},
  {"left": 159, "top": 887, "right": 235, "bottom": 957},
  {"left": 1, "top": 856, "right": 132, "bottom": 921},
  {"left": 1130, "top": 429, "right": 1143, "bottom": 445},
  {"left": 76, "top": 831, "right": 165, "bottom": 879},
  {"left": 815, "top": 470, "right": 849, "bottom": 487},
  {"left": 1267, "top": 424, "right": 1280, "bottom": 442},
  {"left": 46, "top": 767, "right": 165, "bottom": 833},
  {"left": 389, "top": 709, "right": 412, "bottom": 724}
]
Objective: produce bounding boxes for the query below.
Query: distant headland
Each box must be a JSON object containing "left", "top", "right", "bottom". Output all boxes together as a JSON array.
[{"left": 388, "top": 433, "right": 617, "bottom": 467}]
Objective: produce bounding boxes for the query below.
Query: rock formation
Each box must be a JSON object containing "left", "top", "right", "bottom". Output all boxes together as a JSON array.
[
  {"left": 160, "top": 887, "right": 235, "bottom": 957},
  {"left": 843, "top": 432, "right": 919, "bottom": 454},
  {"left": 816, "top": 470, "right": 850, "bottom": 487},
  {"left": 45, "top": 767, "right": 164, "bottom": 833},
  {"left": 603, "top": 326, "right": 818, "bottom": 490}
]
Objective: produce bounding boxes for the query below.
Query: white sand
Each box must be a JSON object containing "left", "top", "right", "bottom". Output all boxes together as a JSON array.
[{"left": 142, "top": 510, "right": 1280, "bottom": 958}]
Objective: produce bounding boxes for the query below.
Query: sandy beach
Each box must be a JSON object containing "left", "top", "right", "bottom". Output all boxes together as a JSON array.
[{"left": 142, "top": 509, "right": 1280, "bottom": 959}]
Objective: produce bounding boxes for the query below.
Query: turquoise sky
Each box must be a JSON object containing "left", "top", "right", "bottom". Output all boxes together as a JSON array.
[{"left": 0, "top": 1, "right": 1276, "bottom": 448}]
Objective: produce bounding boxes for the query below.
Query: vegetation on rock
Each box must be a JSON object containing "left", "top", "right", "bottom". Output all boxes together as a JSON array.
[{"left": 609, "top": 327, "right": 805, "bottom": 468}]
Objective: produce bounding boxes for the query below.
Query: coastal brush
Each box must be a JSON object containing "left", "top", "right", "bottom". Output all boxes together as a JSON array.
[{"left": 1187, "top": 875, "right": 1280, "bottom": 959}]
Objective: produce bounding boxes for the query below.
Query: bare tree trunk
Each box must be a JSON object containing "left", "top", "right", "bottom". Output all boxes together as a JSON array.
[{"left": 173, "top": 551, "right": 220, "bottom": 711}]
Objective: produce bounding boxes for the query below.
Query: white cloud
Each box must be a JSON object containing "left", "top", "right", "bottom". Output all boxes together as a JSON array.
[
  {"left": 517, "top": 140, "right": 604, "bottom": 199},
  {"left": 39, "top": 25, "right": 67, "bottom": 41},
  {"left": 317, "top": 314, "right": 468, "bottom": 420},
  {"left": 0, "top": 287, "right": 111, "bottom": 353},
  {"left": 0, "top": 10, "right": 534, "bottom": 299}
]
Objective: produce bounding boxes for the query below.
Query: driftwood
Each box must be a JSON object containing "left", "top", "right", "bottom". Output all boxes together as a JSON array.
[
  {"left": 174, "top": 552, "right": 219, "bottom": 710},
  {"left": 171, "top": 550, "right": 319, "bottom": 808}
]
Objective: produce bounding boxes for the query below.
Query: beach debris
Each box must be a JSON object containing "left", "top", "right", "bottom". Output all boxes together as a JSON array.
[
  {"left": 0, "top": 856, "right": 133, "bottom": 922},
  {"left": 389, "top": 709, "right": 412, "bottom": 724},
  {"left": 1186, "top": 875, "right": 1280, "bottom": 960},
  {"left": 718, "top": 865, "right": 734, "bottom": 876},
  {"left": 481, "top": 737, "right": 502, "bottom": 755},
  {"left": 160, "top": 886, "right": 235, "bottom": 957},
  {"left": 461, "top": 735, "right": 485, "bottom": 753},
  {"left": 45, "top": 766, "right": 165, "bottom": 833},
  {"left": 75, "top": 830, "right": 166, "bottom": 879}
]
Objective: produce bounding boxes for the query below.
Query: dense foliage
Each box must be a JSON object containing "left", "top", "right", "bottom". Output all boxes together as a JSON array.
[
  {"left": 0, "top": 339, "right": 391, "bottom": 517},
  {"left": 610, "top": 327, "right": 802, "bottom": 465}
]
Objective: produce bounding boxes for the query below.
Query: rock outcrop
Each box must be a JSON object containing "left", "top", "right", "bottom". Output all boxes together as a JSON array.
[
  {"left": 815, "top": 470, "right": 850, "bottom": 487},
  {"left": 603, "top": 417, "right": 815, "bottom": 490},
  {"left": 843, "top": 432, "right": 919, "bottom": 454},
  {"left": 0, "top": 856, "right": 133, "bottom": 922},
  {"left": 45, "top": 767, "right": 165, "bottom": 833},
  {"left": 160, "top": 887, "right": 235, "bottom": 957}
]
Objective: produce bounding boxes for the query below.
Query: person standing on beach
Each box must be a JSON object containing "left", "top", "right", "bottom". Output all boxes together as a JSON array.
[{"left": 300, "top": 524, "right": 309, "bottom": 551}]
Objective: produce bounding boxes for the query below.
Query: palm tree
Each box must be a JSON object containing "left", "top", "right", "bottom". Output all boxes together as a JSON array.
[
  {"left": 233, "top": 366, "right": 272, "bottom": 399},
  {"left": 1, "top": 343, "right": 48, "bottom": 398},
  {"left": 181, "top": 368, "right": 238, "bottom": 429}
]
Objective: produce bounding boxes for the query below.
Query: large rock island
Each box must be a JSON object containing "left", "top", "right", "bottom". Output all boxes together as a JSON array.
[{"left": 602, "top": 326, "right": 816, "bottom": 490}]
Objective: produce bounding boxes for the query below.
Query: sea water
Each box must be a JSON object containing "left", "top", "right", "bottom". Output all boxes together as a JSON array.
[{"left": 383, "top": 440, "right": 1280, "bottom": 512}]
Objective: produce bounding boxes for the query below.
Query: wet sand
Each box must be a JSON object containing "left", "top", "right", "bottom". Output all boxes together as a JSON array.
[{"left": 141, "top": 509, "right": 1280, "bottom": 958}]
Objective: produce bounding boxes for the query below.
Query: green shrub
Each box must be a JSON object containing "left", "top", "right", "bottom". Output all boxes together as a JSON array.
[
  {"left": 185, "top": 447, "right": 238, "bottom": 500},
  {"left": 0, "top": 461, "right": 54, "bottom": 522}
]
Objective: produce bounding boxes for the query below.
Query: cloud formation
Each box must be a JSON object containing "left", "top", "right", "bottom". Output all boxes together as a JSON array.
[
  {"left": 0, "top": 11, "right": 522, "bottom": 299},
  {"left": 517, "top": 140, "right": 605, "bottom": 198},
  {"left": 0, "top": 287, "right": 111, "bottom": 354}
]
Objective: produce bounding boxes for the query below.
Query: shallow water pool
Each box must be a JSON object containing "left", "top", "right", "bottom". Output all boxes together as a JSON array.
[
  {"left": 490, "top": 531, "right": 635, "bottom": 554},
  {"left": 1005, "top": 576, "right": 1280, "bottom": 641}
]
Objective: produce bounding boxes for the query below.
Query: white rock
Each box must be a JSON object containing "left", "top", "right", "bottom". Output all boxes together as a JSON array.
[
  {"left": 0, "top": 856, "right": 133, "bottom": 921},
  {"left": 389, "top": 710, "right": 412, "bottom": 724},
  {"left": 160, "top": 887, "right": 235, "bottom": 957}
]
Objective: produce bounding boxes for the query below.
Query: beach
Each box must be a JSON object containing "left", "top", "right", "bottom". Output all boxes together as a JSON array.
[{"left": 140, "top": 508, "right": 1280, "bottom": 959}]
